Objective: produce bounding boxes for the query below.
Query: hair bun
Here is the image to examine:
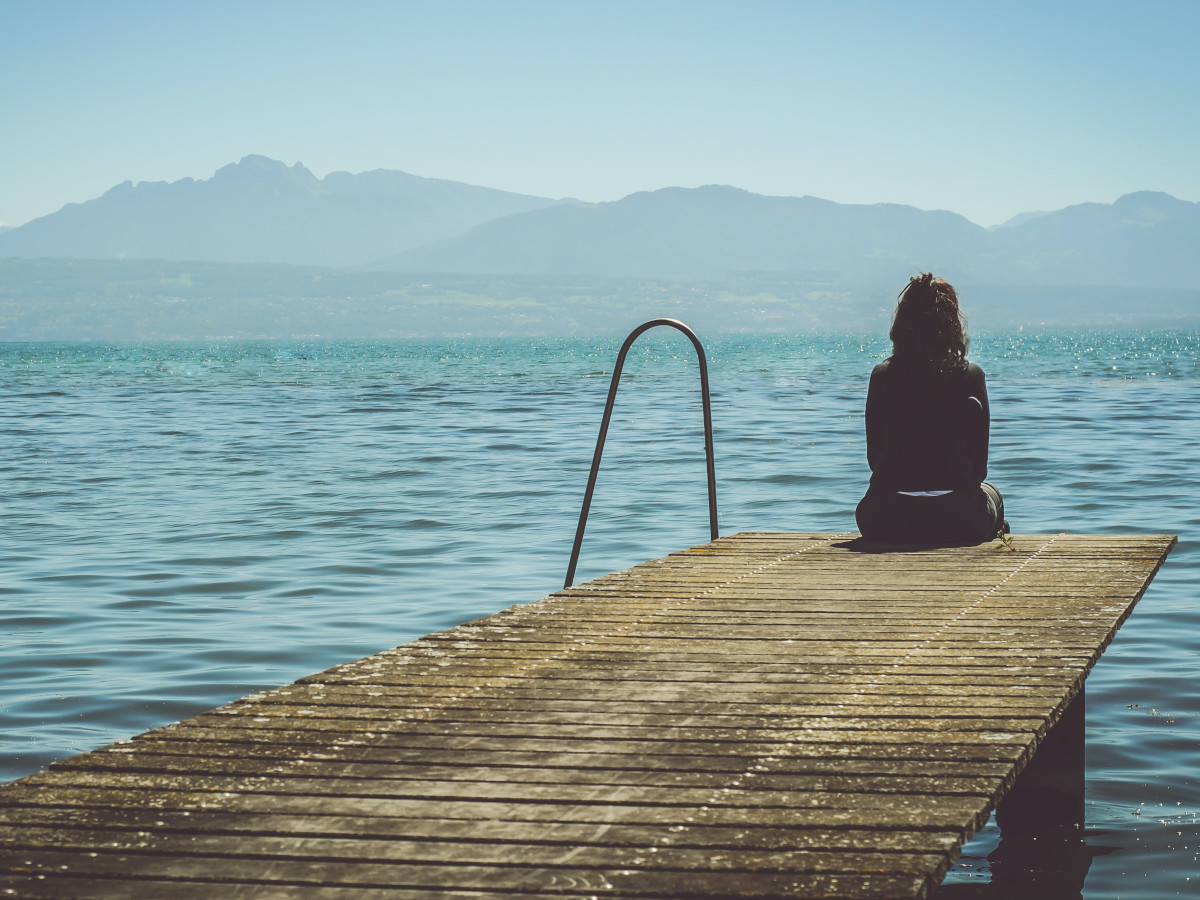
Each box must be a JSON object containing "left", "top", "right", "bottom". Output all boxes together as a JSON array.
[{"left": 890, "top": 273, "right": 968, "bottom": 373}]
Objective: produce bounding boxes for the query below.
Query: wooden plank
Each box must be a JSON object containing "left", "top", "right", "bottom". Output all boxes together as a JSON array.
[
  {"left": 0, "top": 532, "right": 1175, "bottom": 900},
  {"left": 0, "top": 806, "right": 963, "bottom": 852}
]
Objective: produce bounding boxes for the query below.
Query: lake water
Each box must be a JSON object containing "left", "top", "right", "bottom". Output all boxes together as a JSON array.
[{"left": 1, "top": 330, "right": 1197, "bottom": 897}]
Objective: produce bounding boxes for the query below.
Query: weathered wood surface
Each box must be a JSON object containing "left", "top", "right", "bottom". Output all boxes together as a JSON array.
[{"left": 0, "top": 532, "right": 1175, "bottom": 899}]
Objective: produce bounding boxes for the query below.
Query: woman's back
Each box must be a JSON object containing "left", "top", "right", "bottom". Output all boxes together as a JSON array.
[{"left": 865, "top": 358, "right": 988, "bottom": 492}]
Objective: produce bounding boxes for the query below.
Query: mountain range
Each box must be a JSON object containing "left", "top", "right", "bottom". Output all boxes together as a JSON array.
[
  {"left": 388, "top": 188, "right": 1200, "bottom": 290},
  {"left": 1, "top": 156, "right": 1197, "bottom": 290},
  {"left": 0, "top": 156, "right": 562, "bottom": 268}
]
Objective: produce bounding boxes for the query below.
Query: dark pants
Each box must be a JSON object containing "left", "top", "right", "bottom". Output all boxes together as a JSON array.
[{"left": 856, "top": 482, "right": 1006, "bottom": 545}]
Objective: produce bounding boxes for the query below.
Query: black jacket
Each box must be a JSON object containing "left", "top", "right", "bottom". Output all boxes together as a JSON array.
[{"left": 865, "top": 358, "right": 989, "bottom": 491}]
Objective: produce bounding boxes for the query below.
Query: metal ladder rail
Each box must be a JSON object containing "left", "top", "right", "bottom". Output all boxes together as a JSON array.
[{"left": 564, "top": 318, "right": 718, "bottom": 589}]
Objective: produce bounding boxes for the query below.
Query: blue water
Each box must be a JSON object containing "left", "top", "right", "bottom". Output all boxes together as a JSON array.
[{"left": 1, "top": 331, "right": 1197, "bottom": 897}]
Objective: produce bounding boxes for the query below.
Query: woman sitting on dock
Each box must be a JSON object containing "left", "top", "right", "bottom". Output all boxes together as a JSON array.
[{"left": 855, "top": 272, "right": 1007, "bottom": 544}]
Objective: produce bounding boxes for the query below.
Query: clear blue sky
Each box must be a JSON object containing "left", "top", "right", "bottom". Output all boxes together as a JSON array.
[{"left": 2, "top": 0, "right": 1197, "bottom": 228}]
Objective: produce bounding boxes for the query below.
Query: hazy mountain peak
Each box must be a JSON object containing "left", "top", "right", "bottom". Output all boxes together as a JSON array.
[
  {"left": 211, "top": 154, "right": 321, "bottom": 190},
  {"left": 1113, "top": 189, "right": 1191, "bottom": 207},
  {"left": 0, "top": 156, "right": 562, "bottom": 267},
  {"left": 990, "top": 210, "right": 1050, "bottom": 231},
  {"left": 612, "top": 183, "right": 747, "bottom": 207},
  {"left": 101, "top": 180, "right": 136, "bottom": 198},
  {"left": 223, "top": 153, "right": 304, "bottom": 173},
  {"left": 1111, "top": 190, "right": 1196, "bottom": 222},
  {"left": 377, "top": 183, "right": 993, "bottom": 280}
]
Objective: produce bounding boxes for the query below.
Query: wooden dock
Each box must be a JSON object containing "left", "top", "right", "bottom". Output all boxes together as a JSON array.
[{"left": 0, "top": 532, "right": 1175, "bottom": 899}]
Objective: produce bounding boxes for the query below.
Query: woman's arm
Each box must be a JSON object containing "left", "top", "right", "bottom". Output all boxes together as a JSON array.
[
  {"left": 865, "top": 365, "right": 885, "bottom": 472},
  {"left": 967, "top": 364, "right": 990, "bottom": 482}
]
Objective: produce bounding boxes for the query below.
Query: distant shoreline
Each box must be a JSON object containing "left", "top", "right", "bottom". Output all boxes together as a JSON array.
[{"left": 1, "top": 258, "right": 1197, "bottom": 341}]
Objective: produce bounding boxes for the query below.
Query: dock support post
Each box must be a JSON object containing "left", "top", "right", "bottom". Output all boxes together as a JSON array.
[
  {"left": 986, "top": 686, "right": 1092, "bottom": 896},
  {"left": 996, "top": 684, "right": 1085, "bottom": 835}
]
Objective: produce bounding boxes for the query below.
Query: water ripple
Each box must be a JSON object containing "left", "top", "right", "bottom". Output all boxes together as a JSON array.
[{"left": 2, "top": 332, "right": 1198, "bottom": 897}]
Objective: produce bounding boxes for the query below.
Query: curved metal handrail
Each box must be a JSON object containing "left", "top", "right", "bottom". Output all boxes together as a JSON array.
[{"left": 564, "top": 318, "right": 718, "bottom": 588}]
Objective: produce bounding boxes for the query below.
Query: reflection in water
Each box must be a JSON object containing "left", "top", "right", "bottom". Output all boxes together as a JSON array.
[
  {"left": 939, "top": 690, "right": 1094, "bottom": 897},
  {"left": 937, "top": 829, "right": 1098, "bottom": 900}
]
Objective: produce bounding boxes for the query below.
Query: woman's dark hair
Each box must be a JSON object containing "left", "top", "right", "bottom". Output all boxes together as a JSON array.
[{"left": 889, "top": 272, "right": 968, "bottom": 374}]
